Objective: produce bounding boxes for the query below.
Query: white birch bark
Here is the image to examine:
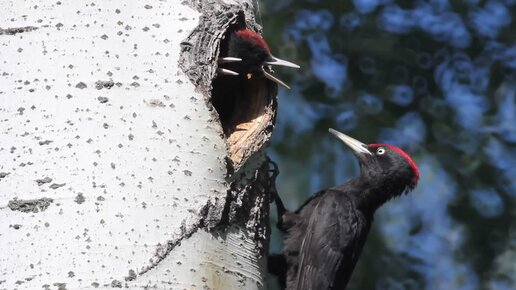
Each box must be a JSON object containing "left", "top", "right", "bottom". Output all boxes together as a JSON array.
[{"left": 0, "top": 0, "right": 273, "bottom": 289}]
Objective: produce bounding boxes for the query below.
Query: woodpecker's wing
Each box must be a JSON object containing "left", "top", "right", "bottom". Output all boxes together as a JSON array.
[{"left": 294, "top": 190, "right": 362, "bottom": 290}]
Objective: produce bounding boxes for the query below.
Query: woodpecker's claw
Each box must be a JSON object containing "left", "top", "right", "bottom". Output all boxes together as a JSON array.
[
  {"left": 265, "top": 55, "right": 300, "bottom": 69},
  {"left": 267, "top": 158, "right": 280, "bottom": 180},
  {"left": 217, "top": 68, "right": 239, "bottom": 76},
  {"left": 217, "top": 57, "right": 242, "bottom": 64},
  {"left": 265, "top": 157, "right": 288, "bottom": 222},
  {"left": 262, "top": 68, "right": 291, "bottom": 89}
]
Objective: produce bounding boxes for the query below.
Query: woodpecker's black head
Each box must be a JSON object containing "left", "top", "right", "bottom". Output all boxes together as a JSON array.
[
  {"left": 217, "top": 29, "right": 300, "bottom": 89},
  {"left": 329, "top": 128, "right": 420, "bottom": 197}
]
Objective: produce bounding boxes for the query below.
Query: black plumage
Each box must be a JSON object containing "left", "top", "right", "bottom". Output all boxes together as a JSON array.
[
  {"left": 225, "top": 29, "right": 272, "bottom": 76},
  {"left": 271, "top": 128, "right": 420, "bottom": 290},
  {"left": 216, "top": 29, "right": 300, "bottom": 89},
  {"left": 212, "top": 29, "right": 300, "bottom": 132}
]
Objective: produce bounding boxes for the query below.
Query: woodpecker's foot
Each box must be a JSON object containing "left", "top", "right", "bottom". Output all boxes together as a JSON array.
[
  {"left": 266, "top": 157, "right": 290, "bottom": 232},
  {"left": 266, "top": 157, "right": 281, "bottom": 207},
  {"left": 279, "top": 211, "right": 300, "bottom": 231},
  {"left": 267, "top": 157, "right": 280, "bottom": 185}
]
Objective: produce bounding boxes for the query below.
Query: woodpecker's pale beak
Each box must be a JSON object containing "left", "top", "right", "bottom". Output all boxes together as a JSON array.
[
  {"left": 216, "top": 57, "right": 242, "bottom": 76},
  {"left": 218, "top": 57, "right": 242, "bottom": 64},
  {"left": 217, "top": 68, "right": 239, "bottom": 76},
  {"left": 262, "top": 55, "right": 300, "bottom": 89},
  {"left": 262, "top": 67, "right": 291, "bottom": 89},
  {"left": 328, "top": 128, "right": 372, "bottom": 156},
  {"left": 260, "top": 56, "right": 299, "bottom": 89},
  {"left": 265, "top": 55, "right": 301, "bottom": 69}
]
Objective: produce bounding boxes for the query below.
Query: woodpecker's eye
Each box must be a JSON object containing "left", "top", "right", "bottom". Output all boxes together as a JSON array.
[{"left": 376, "top": 147, "right": 386, "bottom": 155}]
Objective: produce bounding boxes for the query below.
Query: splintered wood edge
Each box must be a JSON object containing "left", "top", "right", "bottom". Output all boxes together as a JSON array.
[{"left": 227, "top": 78, "right": 276, "bottom": 167}]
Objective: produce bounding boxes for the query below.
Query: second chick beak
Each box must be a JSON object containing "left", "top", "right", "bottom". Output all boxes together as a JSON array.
[
  {"left": 265, "top": 55, "right": 301, "bottom": 69},
  {"left": 263, "top": 55, "right": 300, "bottom": 89}
]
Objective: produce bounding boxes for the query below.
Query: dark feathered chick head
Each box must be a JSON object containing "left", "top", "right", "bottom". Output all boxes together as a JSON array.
[{"left": 217, "top": 29, "right": 300, "bottom": 89}]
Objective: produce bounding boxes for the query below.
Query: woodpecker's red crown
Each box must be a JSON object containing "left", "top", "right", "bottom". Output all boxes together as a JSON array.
[
  {"left": 234, "top": 29, "right": 271, "bottom": 54},
  {"left": 328, "top": 128, "right": 419, "bottom": 193},
  {"left": 369, "top": 144, "right": 420, "bottom": 186}
]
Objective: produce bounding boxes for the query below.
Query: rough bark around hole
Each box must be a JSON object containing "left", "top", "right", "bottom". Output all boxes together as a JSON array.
[{"left": 179, "top": 2, "right": 277, "bottom": 172}]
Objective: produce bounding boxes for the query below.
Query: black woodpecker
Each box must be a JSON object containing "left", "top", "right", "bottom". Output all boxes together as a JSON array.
[
  {"left": 213, "top": 28, "right": 299, "bottom": 128},
  {"left": 270, "top": 128, "right": 420, "bottom": 290}
]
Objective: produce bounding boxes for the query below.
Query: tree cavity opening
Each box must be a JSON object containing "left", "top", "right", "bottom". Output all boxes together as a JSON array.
[{"left": 211, "top": 23, "right": 277, "bottom": 167}]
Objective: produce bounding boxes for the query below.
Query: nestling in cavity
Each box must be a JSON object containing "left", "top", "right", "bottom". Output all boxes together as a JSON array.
[{"left": 217, "top": 29, "right": 300, "bottom": 89}]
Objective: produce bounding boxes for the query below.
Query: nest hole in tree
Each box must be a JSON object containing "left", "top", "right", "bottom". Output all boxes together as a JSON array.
[{"left": 211, "top": 24, "right": 276, "bottom": 166}]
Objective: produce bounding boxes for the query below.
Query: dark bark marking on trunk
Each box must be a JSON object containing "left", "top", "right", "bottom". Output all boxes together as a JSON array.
[
  {"left": 35, "top": 177, "right": 53, "bottom": 185},
  {"left": 137, "top": 219, "right": 202, "bottom": 276},
  {"left": 7, "top": 197, "right": 54, "bottom": 213},
  {"left": 215, "top": 158, "right": 271, "bottom": 256},
  {"left": 137, "top": 160, "right": 271, "bottom": 277},
  {"left": 0, "top": 26, "right": 38, "bottom": 35}
]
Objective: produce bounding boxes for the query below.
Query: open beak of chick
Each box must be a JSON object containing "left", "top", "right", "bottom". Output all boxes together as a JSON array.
[{"left": 217, "top": 56, "right": 300, "bottom": 89}]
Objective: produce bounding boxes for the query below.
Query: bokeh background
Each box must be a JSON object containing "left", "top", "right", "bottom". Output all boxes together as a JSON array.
[{"left": 261, "top": 1, "right": 516, "bottom": 289}]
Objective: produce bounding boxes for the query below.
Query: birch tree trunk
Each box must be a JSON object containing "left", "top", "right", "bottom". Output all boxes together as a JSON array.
[{"left": 0, "top": 0, "right": 276, "bottom": 289}]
